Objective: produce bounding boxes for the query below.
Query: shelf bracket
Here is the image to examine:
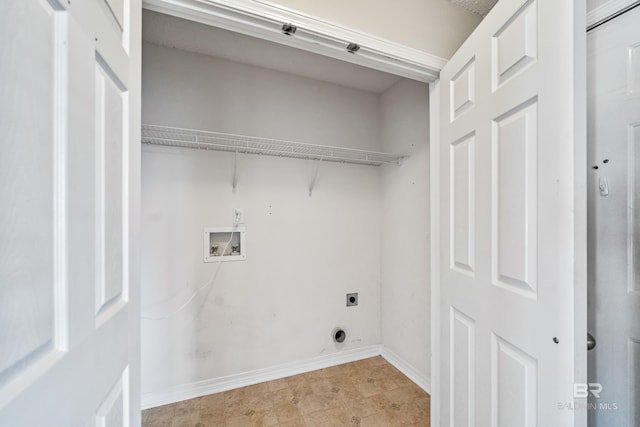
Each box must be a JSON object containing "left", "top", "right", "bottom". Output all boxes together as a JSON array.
[
  {"left": 232, "top": 148, "right": 238, "bottom": 193},
  {"left": 308, "top": 156, "right": 323, "bottom": 197}
]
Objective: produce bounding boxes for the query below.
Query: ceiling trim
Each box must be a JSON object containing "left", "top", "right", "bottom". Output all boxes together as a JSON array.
[{"left": 142, "top": 0, "right": 447, "bottom": 82}]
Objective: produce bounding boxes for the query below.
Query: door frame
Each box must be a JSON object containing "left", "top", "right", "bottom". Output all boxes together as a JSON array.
[
  {"left": 429, "top": 82, "right": 442, "bottom": 426},
  {"left": 139, "top": 3, "right": 589, "bottom": 426}
]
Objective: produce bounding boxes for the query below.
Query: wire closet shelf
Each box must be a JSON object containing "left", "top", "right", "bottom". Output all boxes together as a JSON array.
[{"left": 141, "top": 124, "right": 405, "bottom": 166}]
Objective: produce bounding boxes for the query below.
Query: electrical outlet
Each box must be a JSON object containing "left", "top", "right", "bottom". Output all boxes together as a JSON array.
[{"left": 234, "top": 208, "right": 244, "bottom": 224}]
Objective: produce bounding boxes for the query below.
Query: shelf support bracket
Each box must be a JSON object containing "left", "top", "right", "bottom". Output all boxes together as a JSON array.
[
  {"left": 308, "top": 156, "right": 323, "bottom": 197},
  {"left": 232, "top": 148, "right": 238, "bottom": 193}
]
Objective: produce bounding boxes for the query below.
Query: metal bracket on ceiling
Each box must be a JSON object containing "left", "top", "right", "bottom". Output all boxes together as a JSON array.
[
  {"left": 346, "top": 43, "right": 360, "bottom": 54},
  {"left": 282, "top": 23, "right": 297, "bottom": 36}
]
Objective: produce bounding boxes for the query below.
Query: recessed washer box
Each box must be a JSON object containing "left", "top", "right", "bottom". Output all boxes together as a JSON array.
[{"left": 203, "top": 227, "right": 246, "bottom": 262}]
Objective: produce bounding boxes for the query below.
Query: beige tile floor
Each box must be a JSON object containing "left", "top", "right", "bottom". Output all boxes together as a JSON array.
[{"left": 142, "top": 356, "right": 430, "bottom": 426}]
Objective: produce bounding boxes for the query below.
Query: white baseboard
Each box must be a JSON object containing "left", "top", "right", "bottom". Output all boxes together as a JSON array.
[
  {"left": 381, "top": 347, "right": 431, "bottom": 395},
  {"left": 142, "top": 344, "right": 431, "bottom": 409},
  {"left": 141, "top": 344, "right": 382, "bottom": 409}
]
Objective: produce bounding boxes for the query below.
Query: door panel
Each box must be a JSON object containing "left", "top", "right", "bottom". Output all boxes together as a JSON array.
[
  {"left": 492, "top": 98, "right": 537, "bottom": 298},
  {"left": 492, "top": 0, "right": 536, "bottom": 90},
  {"left": 104, "top": 0, "right": 126, "bottom": 31},
  {"left": 0, "top": 0, "right": 140, "bottom": 424},
  {"left": 588, "top": 5, "right": 640, "bottom": 426},
  {"left": 451, "top": 59, "right": 476, "bottom": 121},
  {"left": 438, "top": 0, "right": 586, "bottom": 425},
  {"left": 450, "top": 308, "right": 475, "bottom": 427},
  {"left": 492, "top": 334, "right": 537, "bottom": 427},
  {"left": 95, "top": 58, "right": 127, "bottom": 319},
  {"left": 96, "top": 372, "right": 127, "bottom": 427},
  {"left": 630, "top": 338, "right": 640, "bottom": 423},
  {"left": 451, "top": 133, "right": 475, "bottom": 275},
  {"left": 0, "top": 0, "right": 58, "bottom": 379}
]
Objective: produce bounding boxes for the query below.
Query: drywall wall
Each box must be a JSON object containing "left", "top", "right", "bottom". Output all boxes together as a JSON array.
[
  {"left": 141, "top": 43, "right": 383, "bottom": 395},
  {"left": 141, "top": 43, "right": 381, "bottom": 151},
  {"left": 380, "top": 79, "right": 431, "bottom": 378},
  {"left": 266, "top": 0, "right": 482, "bottom": 59}
]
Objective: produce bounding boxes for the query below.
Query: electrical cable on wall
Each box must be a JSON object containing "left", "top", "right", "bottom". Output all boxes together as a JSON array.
[{"left": 141, "top": 223, "right": 238, "bottom": 321}]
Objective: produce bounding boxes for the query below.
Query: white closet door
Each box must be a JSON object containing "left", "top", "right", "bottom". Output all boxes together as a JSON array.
[
  {"left": 435, "top": 0, "right": 586, "bottom": 426},
  {"left": 0, "top": 0, "right": 141, "bottom": 425}
]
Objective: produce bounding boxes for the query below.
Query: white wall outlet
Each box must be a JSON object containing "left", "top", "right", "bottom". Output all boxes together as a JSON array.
[{"left": 234, "top": 208, "right": 245, "bottom": 225}]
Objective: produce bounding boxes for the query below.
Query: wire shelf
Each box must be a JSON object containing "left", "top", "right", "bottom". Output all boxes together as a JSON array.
[{"left": 141, "top": 124, "right": 405, "bottom": 166}]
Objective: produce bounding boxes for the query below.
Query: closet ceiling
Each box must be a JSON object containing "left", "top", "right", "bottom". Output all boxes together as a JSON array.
[
  {"left": 447, "top": 0, "right": 498, "bottom": 16},
  {"left": 142, "top": 10, "right": 403, "bottom": 93}
]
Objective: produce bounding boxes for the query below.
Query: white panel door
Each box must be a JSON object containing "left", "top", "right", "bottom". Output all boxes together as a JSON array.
[
  {"left": 0, "top": 0, "right": 140, "bottom": 425},
  {"left": 588, "top": 5, "right": 640, "bottom": 426},
  {"left": 437, "top": 0, "right": 586, "bottom": 426}
]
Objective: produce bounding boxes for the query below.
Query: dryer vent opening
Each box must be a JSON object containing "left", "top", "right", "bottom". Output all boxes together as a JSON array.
[{"left": 333, "top": 328, "right": 346, "bottom": 343}]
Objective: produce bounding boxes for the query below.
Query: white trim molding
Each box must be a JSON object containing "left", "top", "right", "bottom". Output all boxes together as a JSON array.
[
  {"left": 142, "top": 344, "right": 432, "bottom": 409},
  {"left": 141, "top": 345, "right": 382, "bottom": 409},
  {"left": 429, "top": 80, "right": 442, "bottom": 427},
  {"left": 587, "top": 0, "right": 640, "bottom": 29},
  {"left": 142, "top": 0, "right": 447, "bottom": 82},
  {"left": 380, "top": 347, "right": 431, "bottom": 395}
]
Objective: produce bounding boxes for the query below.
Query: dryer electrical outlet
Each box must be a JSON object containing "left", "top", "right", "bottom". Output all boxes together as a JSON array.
[{"left": 203, "top": 227, "right": 246, "bottom": 262}]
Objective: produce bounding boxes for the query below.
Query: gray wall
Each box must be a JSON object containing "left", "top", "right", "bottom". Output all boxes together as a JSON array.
[
  {"left": 380, "top": 79, "right": 431, "bottom": 377},
  {"left": 141, "top": 43, "right": 381, "bottom": 151},
  {"left": 141, "top": 43, "right": 383, "bottom": 395}
]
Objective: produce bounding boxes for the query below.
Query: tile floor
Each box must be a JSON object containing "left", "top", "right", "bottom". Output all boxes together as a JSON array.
[{"left": 142, "top": 356, "right": 430, "bottom": 426}]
